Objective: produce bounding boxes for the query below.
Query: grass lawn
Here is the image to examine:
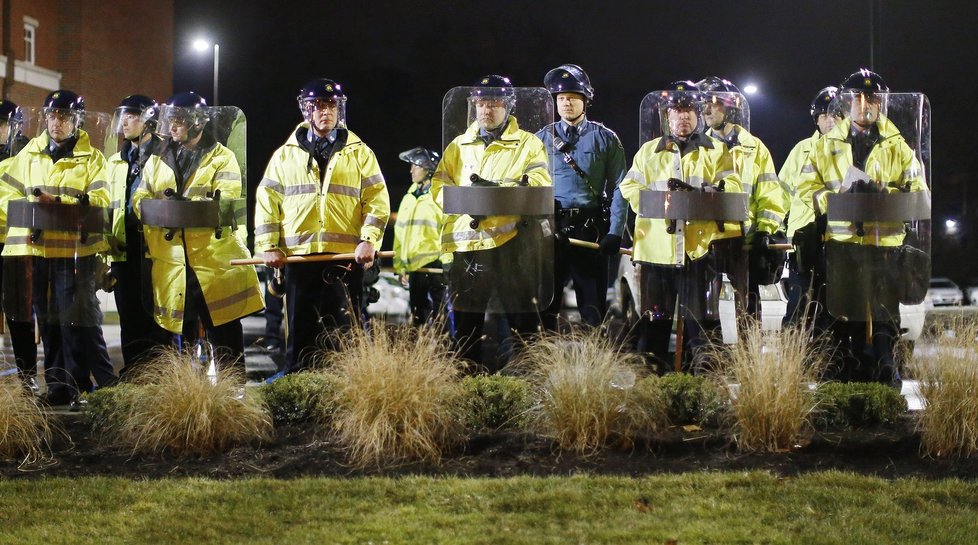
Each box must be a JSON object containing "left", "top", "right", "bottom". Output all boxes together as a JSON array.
[{"left": 1, "top": 471, "right": 977, "bottom": 544}]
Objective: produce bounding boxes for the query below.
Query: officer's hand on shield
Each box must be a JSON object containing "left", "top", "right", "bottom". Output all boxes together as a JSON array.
[
  {"left": 599, "top": 233, "right": 622, "bottom": 256},
  {"left": 355, "top": 240, "right": 375, "bottom": 269},
  {"left": 261, "top": 249, "right": 287, "bottom": 269}
]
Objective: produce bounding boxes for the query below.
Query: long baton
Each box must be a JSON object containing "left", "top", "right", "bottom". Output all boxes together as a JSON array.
[
  {"left": 567, "top": 237, "right": 634, "bottom": 256},
  {"left": 230, "top": 250, "right": 395, "bottom": 266}
]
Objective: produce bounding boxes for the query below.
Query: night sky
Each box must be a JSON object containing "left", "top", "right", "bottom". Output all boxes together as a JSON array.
[{"left": 173, "top": 0, "right": 977, "bottom": 279}]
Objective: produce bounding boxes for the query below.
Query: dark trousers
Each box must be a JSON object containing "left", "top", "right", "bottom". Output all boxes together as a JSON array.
[
  {"left": 543, "top": 209, "right": 608, "bottom": 329},
  {"left": 408, "top": 268, "right": 447, "bottom": 326},
  {"left": 33, "top": 256, "right": 116, "bottom": 400},
  {"left": 282, "top": 260, "right": 363, "bottom": 374},
  {"left": 263, "top": 269, "right": 286, "bottom": 346},
  {"left": 782, "top": 256, "right": 815, "bottom": 328},
  {"left": 180, "top": 266, "right": 244, "bottom": 371},
  {"left": 0, "top": 245, "right": 37, "bottom": 378},
  {"left": 112, "top": 257, "right": 172, "bottom": 378}
]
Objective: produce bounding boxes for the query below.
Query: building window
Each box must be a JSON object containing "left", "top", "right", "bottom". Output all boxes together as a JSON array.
[{"left": 24, "top": 20, "right": 37, "bottom": 65}]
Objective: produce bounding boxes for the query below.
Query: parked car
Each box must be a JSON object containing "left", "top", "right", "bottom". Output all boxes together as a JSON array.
[
  {"left": 928, "top": 277, "right": 963, "bottom": 306},
  {"left": 366, "top": 272, "right": 412, "bottom": 322}
]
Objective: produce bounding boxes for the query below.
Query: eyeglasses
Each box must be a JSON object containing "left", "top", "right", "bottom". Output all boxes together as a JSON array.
[{"left": 303, "top": 99, "right": 339, "bottom": 112}]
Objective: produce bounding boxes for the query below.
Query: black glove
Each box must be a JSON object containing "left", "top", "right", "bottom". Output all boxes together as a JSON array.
[
  {"left": 815, "top": 214, "right": 827, "bottom": 237},
  {"left": 599, "top": 234, "right": 622, "bottom": 256},
  {"left": 751, "top": 232, "right": 771, "bottom": 256}
]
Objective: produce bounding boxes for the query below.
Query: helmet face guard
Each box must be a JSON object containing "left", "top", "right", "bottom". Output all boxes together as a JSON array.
[
  {"left": 111, "top": 95, "right": 158, "bottom": 139},
  {"left": 296, "top": 78, "right": 347, "bottom": 130},
  {"left": 398, "top": 147, "right": 440, "bottom": 172},
  {"left": 157, "top": 104, "right": 209, "bottom": 143},
  {"left": 467, "top": 75, "right": 516, "bottom": 132}
]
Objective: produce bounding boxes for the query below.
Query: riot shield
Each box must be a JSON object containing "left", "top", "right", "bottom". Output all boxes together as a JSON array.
[
  {"left": 138, "top": 106, "right": 259, "bottom": 332},
  {"left": 639, "top": 90, "right": 749, "bottom": 145},
  {"left": 440, "top": 85, "right": 554, "bottom": 313},
  {"left": 22, "top": 107, "right": 114, "bottom": 151},
  {"left": 824, "top": 93, "right": 931, "bottom": 321}
]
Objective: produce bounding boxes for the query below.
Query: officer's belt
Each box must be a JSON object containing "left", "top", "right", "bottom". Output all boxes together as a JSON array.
[
  {"left": 6, "top": 200, "right": 112, "bottom": 233},
  {"left": 826, "top": 192, "right": 930, "bottom": 222},
  {"left": 140, "top": 198, "right": 246, "bottom": 228},
  {"left": 443, "top": 186, "right": 554, "bottom": 216},
  {"left": 638, "top": 191, "right": 748, "bottom": 221}
]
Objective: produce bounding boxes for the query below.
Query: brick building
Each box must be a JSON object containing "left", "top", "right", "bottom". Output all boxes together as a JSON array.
[{"left": 1, "top": 0, "right": 173, "bottom": 115}]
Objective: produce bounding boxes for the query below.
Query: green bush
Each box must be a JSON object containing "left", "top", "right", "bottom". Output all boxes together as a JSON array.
[
  {"left": 461, "top": 375, "right": 534, "bottom": 432},
  {"left": 259, "top": 372, "right": 336, "bottom": 426},
  {"left": 657, "top": 373, "right": 726, "bottom": 426},
  {"left": 814, "top": 382, "right": 908, "bottom": 430},
  {"left": 82, "top": 383, "right": 140, "bottom": 434}
]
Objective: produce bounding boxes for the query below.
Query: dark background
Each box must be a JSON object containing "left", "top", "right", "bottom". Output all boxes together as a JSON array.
[{"left": 173, "top": 0, "right": 977, "bottom": 283}]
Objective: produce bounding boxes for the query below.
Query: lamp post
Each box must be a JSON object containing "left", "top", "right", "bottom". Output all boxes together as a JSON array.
[{"left": 192, "top": 39, "right": 220, "bottom": 106}]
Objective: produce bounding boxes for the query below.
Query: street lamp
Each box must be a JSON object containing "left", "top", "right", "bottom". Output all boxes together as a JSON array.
[
  {"left": 946, "top": 218, "right": 960, "bottom": 236},
  {"left": 743, "top": 83, "right": 759, "bottom": 95},
  {"left": 192, "top": 38, "right": 220, "bottom": 106}
]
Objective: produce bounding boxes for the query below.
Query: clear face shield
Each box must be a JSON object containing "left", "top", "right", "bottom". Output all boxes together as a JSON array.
[
  {"left": 156, "top": 105, "right": 211, "bottom": 145},
  {"left": 639, "top": 90, "right": 708, "bottom": 144},
  {"left": 700, "top": 92, "right": 750, "bottom": 132},
  {"left": 836, "top": 91, "right": 888, "bottom": 130},
  {"left": 42, "top": 107, "right": 84, "bottom": 143},
  {"left": 298, "top": 97, "right": 347, "bottom": 134},
  {"left": 466, "top": 95, "right": 515, "bottom": 132},
  {"left": 442, "top": 86, "right": 552, "bottom": 150},
  {"left": 110, "top": 107, "right": 159, "bottom": 145}
]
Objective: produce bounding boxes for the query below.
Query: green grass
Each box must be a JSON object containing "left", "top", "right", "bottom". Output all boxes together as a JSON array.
[{"left": 2, "top": 473, "right": 978, "bottom": 544}]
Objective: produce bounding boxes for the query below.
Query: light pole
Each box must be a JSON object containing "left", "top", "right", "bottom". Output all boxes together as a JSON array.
[{"left": 192, "top": 38, "right": 220, "bottom": 106}]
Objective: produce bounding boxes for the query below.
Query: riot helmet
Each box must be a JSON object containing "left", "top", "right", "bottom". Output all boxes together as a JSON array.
[
  {"left": 544, "top": 64, "right": 594, "bottom": 103},
  {"left": 0, "top": 99, "right": 22, "bottom": 143},
  {"left": 398, "top": 147, "right": 440, "bottom": 172},
  {"left": 296, "top": 78, "right": 347, "bottom": 134},
  {"left": 838, "top": 69, "right": 889, "bottom": 129},
  {"left": 112, "top": 94, "right": 159, "bottom": 141},
  {"left": 658, "top": 81, "right": 703, "bottom": 138},
  {"left": 696, "top": 76, "right": 744, "bottom": 129},
  {"left": 810, "top": 86, "right": 841, "bottom": 134},
  {"left": 42, "top": 90, "right": 85, "bottom": 142},
  {"left": 468, "top": 75, "right": 516, "bottom": 132},
  {"left": 158, "top": 92, "right": 210, "bottom": 144}
]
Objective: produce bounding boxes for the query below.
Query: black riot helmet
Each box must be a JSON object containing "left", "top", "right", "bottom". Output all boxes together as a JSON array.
[
  {"left": 114, "top": 94, "right": 159, "bottom": 137},
  {"left": 42, "top": 90, "right": 86, "bottom": 138},
  {"left": 296, "top": 78, "right": 348, "bottom": 127},
  {"left": 0, "top": 99, "right": 22, "bottom": 124},
  {"left": 0, "top": 99, "right": 24, "bottom": 158},
  {"left": 160, "top": 91, "right": 210, "bottom": 141},
  {"left": 696, "top": 76, "right": 744, "bottom": 126},
  {"left": 659, "top": 80, "right": 702, "bottom": 109},
  {"left": 470, "top": 74, "right": 516, "bottom": 100},
  {"left": 398, "top": 147, "right": 440, "bottom": 173},
  {"left": 544, "top": 64, "right": 594, "bottom": 103},
  {"left": 810, "top": 86, "right": 839, "bottom": 123},
  {"left": 840, "top": 69, "right": 889, "bottom": 95}
]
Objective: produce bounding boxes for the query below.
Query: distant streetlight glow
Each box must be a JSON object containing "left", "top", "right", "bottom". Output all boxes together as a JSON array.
[
  {"left": 743, "top": 83, "right": 759, "bottom": 95},
  {"left": 192, "top": 39, "right": 210, "bottom": 52},
  {"left": 191, "top": 37, "right": 220, "bottom": 105},
  {"left": 946, "top": 218, "right": 959, "bottom": 235}
]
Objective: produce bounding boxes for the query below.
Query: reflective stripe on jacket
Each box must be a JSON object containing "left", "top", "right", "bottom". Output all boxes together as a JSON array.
[
  {"left": 780, "top": 131, "right": 821, "bottom": 239},
  {"left": 255, "top": 124, "right": 389, "bottom": 255},
  {"left": 796, "top": 116, "right": 928, "bottom": 247},
  {"left": 431, "top": 117, "right": 551, "bottom": 253},
  {"left": 619, "top": 135, "right": 743, "bottom": 265},
  {"left": 0, "top": 130, "right": 111, "bottom": 258},
  {"left": 132, "top": 141, "right": 263, "bottom": 333},
  {"left": 393, "top": 185, "right": 447, "bottom": 273},
  {"left": 710, "top": 124, "right": 785, "bottom": 238}
]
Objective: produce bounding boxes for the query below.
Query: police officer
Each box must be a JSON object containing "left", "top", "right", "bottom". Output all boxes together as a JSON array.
[
  {"left": 0, "top": 90, "right": 117, "bottom": 405},
  {"left": 431, "top": 75, "right": 552, "bottom": 372},
  {"left": 619, "top": 81, "right": 743, "bottom": 371},
  {"left": 105, "top": 95, "right": 171, "bottom": 377},
  {"left": 697, "top": 77, "right": 785, "bottom": 318},
  {"left": 133, "top": 92, "right": 264, "bottom": 371},
  {"left": 781, "top": 86, "right": 843, "bottom": 327},
  {"left": 0, "top": 99, "right": 37, "bottom": 389},
  {"left": 536, "top": 64, "right": 628, "bottom": 329},
  {"left": 256, "top": 78, "right": 390, "bottom": 380},
  {"left": 796, "top": 69, "right": 928, "bottom": 387},
  {"left": 393, "top": 146, "right": 448, "bottom": 326}
]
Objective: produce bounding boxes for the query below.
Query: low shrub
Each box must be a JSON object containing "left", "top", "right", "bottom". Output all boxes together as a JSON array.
[
  {"left": 82, "top": 383, "right": 140, "bottom": 434},
  {"left": 461, "top": 374, "right": 534, "bottom": 432},
  {"left": 259, "top": 372, "right": 336, "bottom": 426},
  {"left": 656, "top": 372, "right": 726, "bottom": 427},
  {"left": 814, "top": 382, "right": 907, "bottom": 429},
  {"left": 0, "top": 376, "right": 54, "bottom": 465},
  {"left": 320, "top": 320, "right": 467, "bottom": 467},
  {"left": 514, "top": 328, "right": 667, "bottom": 453}
]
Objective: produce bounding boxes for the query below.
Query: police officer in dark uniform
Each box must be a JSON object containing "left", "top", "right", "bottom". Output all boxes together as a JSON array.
[
  {"left": 536, "top": 64, "right": 628, "bottom": 329},
  {"left": 106, "top": 95, "right": 172, "bottom": 377}
]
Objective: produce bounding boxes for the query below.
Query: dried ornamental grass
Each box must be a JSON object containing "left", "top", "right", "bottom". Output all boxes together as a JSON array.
[
  {"left": 713, "top": 319, "right": 828, "bottom": 452},
  {"left": 0, "top": 376, "right": 54, "bottom": 466},
  {"left": 319, "top": 320, "right": 467, "bottom": 467},
  {"left": 514, "top": 328, "right": 667, "bottom": 453},
  {"left": 913, "top": 317, "right": 978, "bottom": 458},
  {"left": 108, "top": 348, "right": 272, "bottom": 456}
]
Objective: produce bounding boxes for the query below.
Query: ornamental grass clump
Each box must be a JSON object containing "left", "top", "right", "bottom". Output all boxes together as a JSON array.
[
  {"left": 0, "top": 375, "right": 54, "bottom": 466},
  {"left": 713, "top": 319, "right": 828, "bottom": 452},
  {"left": 913, "top": 317, "right": 978, "bottom": 458},
  {"left": 319, "top": 320, "right": 467, "bottom": 467},
  {"left": 514, "top": 328, "right": 667, "bottom": 453},
  {"left": 106, "top": 348, "right": 272, "bottom": 456}
]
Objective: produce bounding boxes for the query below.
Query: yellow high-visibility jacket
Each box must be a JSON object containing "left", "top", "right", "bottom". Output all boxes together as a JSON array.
[
  {"left": 709, "top": 124, "right": 784, "bottom": 238},
  {"left": 254, "top": 125, "right": 390, "bottom": 255},
  {"left": 796, "top": 116, "right": 928, "bottom": 247},
  {"left": 430, "top": 117, "right": 551, "bottom": 253},
  {"left": 0, "top": 130, "right": 111, "bottom": 258},
  {"left": 105, "top": 149, "right": 128, "bottom": 262},
  {"left": 780, "top": 131, "right": 821, "bottom": 239},
  {"left": 0, "top": 155, "right": 14, "bottom": 244},
  {"left": 619, "top": 133, "right": 743, "bottom": 265},
  {"left": 132, "top": 140, "right": 263, "bottom": 333},
  {"left": 393, "top": 183, "right": 447, "bottom": 274}
]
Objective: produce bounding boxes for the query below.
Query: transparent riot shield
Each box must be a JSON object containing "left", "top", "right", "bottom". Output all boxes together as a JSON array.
[
  {"left": 138, "top": 105, "right": 259, "bottom": 332},
  {"left": 440, "top": 85, "right": 554, "bottom": 313},
  {"left": 824, "top": 93, "right": 931, "bottom": 322},
  {"left": 22, "top": 107, "right": 113, "bottom": 151}
]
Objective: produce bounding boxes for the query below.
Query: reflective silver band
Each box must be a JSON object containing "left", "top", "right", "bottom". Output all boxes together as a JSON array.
[
  {"left": 638, "top": 190, "right": 749, "bottom": 221},
  {"left": 364, "top": 215, "right": 385, "bottom": 228},
  {"left": 327, "top": 184, "right": 359, "bottom": 198},
  {"left": 800, "top": 164, "right": 816, "bottom": 174},
  {"left": 625, "top": 170, "right": 647, "bottom": 186},
  {"left": 1, "top": 172, "right": 25, "bottom": 195},
  {"left": 444, "top": 221, "right": 518, "bottom": 243},
  {"left": 757, "top": 173, "right": 780, "bottom": 183},
  {"left": 88, "top": 180, "right": 108, "bottom": 192},
  {"left": 283, "top": 231, "right": 360, "bottom": 246},
  {"left": 442, "top": 185, "right": 554, "bottom": 216},
  {"left": 255, "top": 223, "right": 279, "bottom": 236},
  {"left": 758, "top": 210, "right": 784, "bottom": 223},
  {"left": 826, "top": 192, "right": 931, "bottom": 222},
  {"left": 207, "top": 286, "right": 255, "bottom": 312},
  {"left": 361, "top": 174, "right": 385, "bottom": 188},
  {"left": 259, "top": 177, "right": 284, "bottom": 193},
  {"left": 155, "top": 305, "right": 184, "bottom": 320},
  {"left": 400, "top": 219, "right": 438, "bottom": 228},
  {"left": 286, "top": 184, "right": 318, "bottom": 196},
  {"left": 214, "top": 171, "right": 241, "bottom": 182}
]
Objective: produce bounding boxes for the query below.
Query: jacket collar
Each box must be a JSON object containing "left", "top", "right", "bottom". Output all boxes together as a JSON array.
[
  {"left": 28, "top": 129, "right": 95, "bottom": 159},
  {"left": 827, "top": 115, "right": 902, "bottom": 144},
  {"left": 463, "top": 116, "right": 523, "bottom": 144},
  {"left": 654, "top": 130, "right": 714, "bottom": 154}
]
